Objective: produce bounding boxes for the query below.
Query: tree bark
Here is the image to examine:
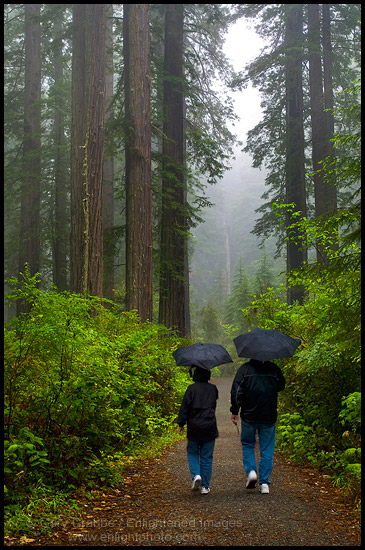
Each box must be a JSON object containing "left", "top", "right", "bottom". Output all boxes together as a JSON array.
[
  {"left": 124, "top": 4, "right": 153, "bottom": 321},
  {"left": 321, "top": 4, "right": 337, "bottom": 217},
  {"left": 53, "top": 19, "right": 68, "bottom": 291},
  {"left": 158, "top": 4, "right": 189, "bottom": 336},
  {"left": 19, "top": 4, "right": 41, "bottom": 274},
  {"left": 18, "top": 4, "right": 41, "bottom": 314},
  {"left": 70, "top": 4, "right": 86, "bottom": 293},
  {"left": 308, "top": 3, "right": 326, "bottom": 206},
  {"left": 70, "top": 5, "right": 106, "bottom": 298},
  {"left": 284, "top": 4, "right": 307, "bottom": 305},
  {"left": 308, "top": 4, "right": 337, "bottom": 262},
  {"left": 84, "top": 4, "right": 106, "bottom": 298},
  {"left": 103, "top": 4, "right": 115, "bottom": 302}
]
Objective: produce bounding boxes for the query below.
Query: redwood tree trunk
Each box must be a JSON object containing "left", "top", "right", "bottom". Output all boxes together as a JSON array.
[
  {"left": 284, "top": 4, "right": 307, "bottom": 305},
  {"left": 308, "top": 3, "right": 326, "bottom": 210},
  {"left": 18, "top": 4, "right": 41, "bottom": 314},
  {"left": 103, "top": 4, "right": 115, "bottom": 301},
  {"left": 19, "top": 3, "right": 41, "bottom": 275},
  {"left": 70, "top": 4, "right": 106, "bottom": 298},
  {"left": 53, "top": 20, "right": 68, "bottom": 291},
  {"left": 124, "top": 4, "right": 153, "bottom": 321},
  {"left": 84, "top": 4, "right": 106, "bottom": 298},
  {"left": 308, "top": 4, "right": 337, "bottom": 262},
  {"left": 158, "top": 4, "right": 189, "bottom": 336},
  {"left": 321, "top": 2, "right": 338, "bottom": 253},
  {"left": 322, "top": 3, "right": 336, "bottom": 200},
  {"left": 70, "top": 4, "right": 86, "bottom": 293}
]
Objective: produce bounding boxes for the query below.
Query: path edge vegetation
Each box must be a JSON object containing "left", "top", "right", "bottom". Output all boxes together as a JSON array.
[
  {"left": 4, "top": 240, "right": 361, "bottom": 538},
  {"left": 239, "top": 88, "right": 361, "bottom": 513},
  {"left": 4, "top": 272, "right": 191, "bottom": 536}
]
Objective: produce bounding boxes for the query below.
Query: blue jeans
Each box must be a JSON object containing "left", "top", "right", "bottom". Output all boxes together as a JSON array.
[
  {"left": 240, "top": 420, "right": 276, "bottom": 485},
  {"left": 186, "top": 439, "right": 215, "bottom": 489}
]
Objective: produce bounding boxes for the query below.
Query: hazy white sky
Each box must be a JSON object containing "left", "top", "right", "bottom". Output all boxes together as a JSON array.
[{"left": 223, "top": 18, "right": 265, "bottom": 142}]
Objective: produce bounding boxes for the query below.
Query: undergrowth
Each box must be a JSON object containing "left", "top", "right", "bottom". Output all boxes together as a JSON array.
[{"left": 4, "top": 267, "right": 190, "bottom": 536}]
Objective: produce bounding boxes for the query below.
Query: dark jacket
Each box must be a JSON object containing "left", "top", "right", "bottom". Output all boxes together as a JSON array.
[
  {"left": 176, "top": 379, "right": 219, "bottom": 442},
  {"left": 230, "top": 359, "right": 285, "bottom": 424}
]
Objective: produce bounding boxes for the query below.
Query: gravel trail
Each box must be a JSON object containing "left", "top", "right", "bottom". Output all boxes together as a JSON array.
[{"left": 6, "top": 378, "right": 360, "bottom": 546}]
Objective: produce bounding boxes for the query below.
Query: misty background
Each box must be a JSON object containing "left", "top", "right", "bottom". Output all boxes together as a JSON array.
[{"left": 189, "top": 20, "right": 285, "bottom": 323}]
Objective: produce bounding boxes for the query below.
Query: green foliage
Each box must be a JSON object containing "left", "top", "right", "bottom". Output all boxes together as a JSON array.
[
  {"left": 337, "top": 391, "right": 361, "bottom": 501},
  {"left": 4, "top": 269, "right": 190, "bottom": 533},
  {"left": 339, "top": 392, "right": 361, "bottom": 433},
  {"left": 224, "top": 263, "right": 252, "bottom": 332},
  {"left": 253, "top": 253, "right": 276, "bottom": 296},
  {"left": 276, "top": 411, "right": 318, "bottom": 463},
  {"left": 240, "top": 189, "right": 361, "bottom": 509},
  {"left": 4, "top": 481, "right": 81, "bottom": 538},
  {"left": 200, "top": 302, "right": 226, "bottom": 342},
  {"left": 276, "top": 393, "right": 361, "bottom": 510},
  {"left": 184, "top": 4, "right": 240, "bottom": 184},
  {"left": 4, "top": 428, "right": 50, "bottom": 501},
  {"left": 272, "top": 200, "right": 361, "bottom": 362},
  {"left": 243, "top": 7, "right": 360, "bottom": 251}
]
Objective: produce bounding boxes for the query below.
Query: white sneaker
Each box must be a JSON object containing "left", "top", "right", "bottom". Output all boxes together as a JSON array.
[
  {"left": 200, "top": 487, "right": 210, "bottom": 495},
  {"left": 259, "top": 483, "right": 269, "bottom": 494},
  {"left": 246, "top": 470, "right": 257, "bottom": 489},
  {"left": 191, "top": 475, "right": 202, "bottom": 490}
]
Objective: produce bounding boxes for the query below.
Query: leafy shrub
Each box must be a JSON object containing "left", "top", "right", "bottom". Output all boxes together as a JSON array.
[
  {"left": 241, "top": 274, "right": 360, "bottom": 509},
  {"left": 4, "top": 428, "right": 50, "bottom": 499},
  {"left": 339, "top": 392, "right": 361, "bottom": 433},
  {"left": 4, "top": 268, "right": 190, "bottom": 512},
  {"left": 334, "top": 392, "right": 361, "bottom": 507}
]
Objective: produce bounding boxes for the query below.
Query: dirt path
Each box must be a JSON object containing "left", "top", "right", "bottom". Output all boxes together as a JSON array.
[{"left": 6, "top": 379, "right": 360, "bottom": 546}]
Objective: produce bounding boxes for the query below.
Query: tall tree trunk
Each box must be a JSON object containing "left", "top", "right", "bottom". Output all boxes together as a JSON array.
[
  {"left": 308, "top": 3, "right": 325, "bottom": 262},
  {"left": 321, "top": 3, "right": 338, "bottom": 251},
  {"left": 103, "top": 4, "right": 115, "bottom": 302},
  {"left": 70, "top": 5, "right": 106, "bottom": 298},
  {"left": 124, "top": 4, "right": 153, "bottom": 321},
  {"left": 18, "top": 3, "right": 41, "bottom": 314},
  {"left": 223, "top": 218, "right": 231, "bottom": 296},
  {"left": 159, "top": 4, "right": 189, "bottom": 336},
  {"left": 308, "top": 3, "right": 326, "bottom": 201},
  {"left": 70, "top": 4, "right": 86, "bottom": 293},
  {"left": 284, "top": 4, "right": 307, "bottom": 305},
  {"left": 308, "top": 4, "right": 337, "bottom": 263},
  {"left": 322, "top": 4, "right": 336, "bottom": 195},
  {"left": 53, "top": 20, "right": 68, "bottom": 291},
  {"left": 84, "top": 4, "right": 106, "bottom": 298}
]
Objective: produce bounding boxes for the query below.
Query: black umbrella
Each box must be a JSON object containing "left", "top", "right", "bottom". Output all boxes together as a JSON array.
[
  {"left": 173, "top": 343, "right": 233, "bottom": 371},
  {"left": 234, "top": 328, "right": 301, "bottom": 362}
]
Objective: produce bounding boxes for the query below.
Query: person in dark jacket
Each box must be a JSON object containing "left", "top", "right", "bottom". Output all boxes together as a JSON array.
[
  {"left": 176, "top": 366, "right": 219, "bottom": 494},
  {"left": 230, "top": 359, "right": 285, "bottom": 494}
]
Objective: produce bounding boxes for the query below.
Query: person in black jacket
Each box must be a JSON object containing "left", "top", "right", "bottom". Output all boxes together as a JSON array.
[
  {"left": 230, "top": 359, "right": 285, "bottom": 494},
  {"left": 176, "top": 366, "right": 219, "bottom": 495}
]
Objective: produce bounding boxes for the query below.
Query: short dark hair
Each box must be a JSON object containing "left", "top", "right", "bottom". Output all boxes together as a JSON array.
[{"left": 193, "top": 366, "right": 211, "bottom": 381}]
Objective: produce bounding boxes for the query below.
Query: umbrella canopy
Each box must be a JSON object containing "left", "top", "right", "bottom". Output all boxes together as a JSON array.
[
  {"left": 173, "top": 343, "right": 233, "bottom": 371},
  {"left": 234, "top": 328, "right": 301, "bottom": 362}
]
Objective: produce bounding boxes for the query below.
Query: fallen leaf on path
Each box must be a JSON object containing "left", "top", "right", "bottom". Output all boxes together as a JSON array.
[{"left": 19, "top": 536, "right": 35, "bottom": 544}]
